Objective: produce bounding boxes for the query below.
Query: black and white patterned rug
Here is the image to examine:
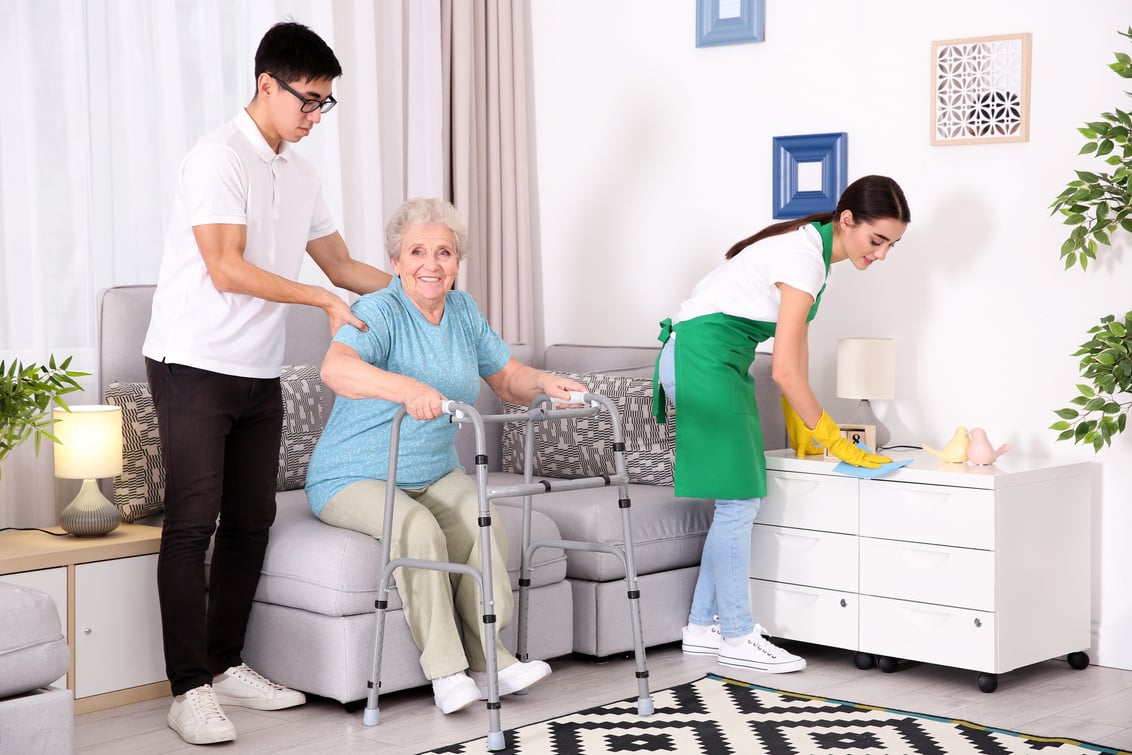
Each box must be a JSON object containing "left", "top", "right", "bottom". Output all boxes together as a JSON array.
[{"left": 422, "top": 674, "right": 1129, "bottom": 754}]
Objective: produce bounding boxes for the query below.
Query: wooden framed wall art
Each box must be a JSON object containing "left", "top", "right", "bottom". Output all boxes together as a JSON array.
[{"left": 931, "top": 33, "right": 1032, "bottom": 145}]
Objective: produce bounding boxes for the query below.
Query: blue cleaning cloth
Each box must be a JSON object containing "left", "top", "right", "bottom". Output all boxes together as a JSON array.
[{"left": 833, "top": 443, "right": 914, "bottom": 479}]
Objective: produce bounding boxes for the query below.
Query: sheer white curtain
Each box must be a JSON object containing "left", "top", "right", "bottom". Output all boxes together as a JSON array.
[{"left": 0, "top": 0, "right": 442, "bottom": 528}]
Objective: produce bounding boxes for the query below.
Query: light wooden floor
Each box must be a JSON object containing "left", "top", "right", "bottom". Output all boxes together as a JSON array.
[{"left": 75, "top": 641, "right": 1132, "bottom": 754}]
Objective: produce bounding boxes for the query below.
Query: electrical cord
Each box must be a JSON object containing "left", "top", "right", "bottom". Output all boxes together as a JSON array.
[{"left": 0, "top": 527, "right": 69, "bottom": 536}]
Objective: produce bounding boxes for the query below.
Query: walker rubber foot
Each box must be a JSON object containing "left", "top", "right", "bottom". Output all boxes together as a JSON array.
[
  {"left": 487, "top": 731, "right": 506, "bottom": 751},
  {"left": 363, "top": 708, "right": 381, "bottom": 726},
  {"left": 638, "top": 697, "right": 654, "bottom": 716}
]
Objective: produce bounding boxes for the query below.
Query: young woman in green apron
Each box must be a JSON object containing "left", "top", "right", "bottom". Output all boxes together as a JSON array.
[{"left": 654, "top": 175, "right": 910, "bottom": 672}]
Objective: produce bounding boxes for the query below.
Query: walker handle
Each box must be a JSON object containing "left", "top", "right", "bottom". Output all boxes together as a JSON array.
[
  {"left": 440, "top": 400, "right": 464, "bottom": 419},
  {"left": 551, "top": 390, "right": 588, "bottom": 406}
]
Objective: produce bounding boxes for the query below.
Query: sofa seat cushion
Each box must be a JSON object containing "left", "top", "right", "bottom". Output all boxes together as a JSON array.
[
  {"left": 247, "top": 489, "right": 568, "bottom": 618},
  {"left": 0, "top": 583, "right": 70, "bottom": 698},
  {"left": 488, "top": 472, "right": 714, "bottom": 582}
]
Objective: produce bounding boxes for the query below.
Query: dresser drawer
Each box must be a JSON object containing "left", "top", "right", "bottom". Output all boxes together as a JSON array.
[
  {"left": 860, "top": 480, "right": 994, "bottom": 549},
  {"left": 750, "top": 579, "right": 857, "bottom": 650},
  {"left": 859, "top": 595, "right": 994, "bottom": 672},
  {"left": 859, "top": 538, "right": 994, "bottom": 611},
  {"left": 750, "top": 525, "right": 857, "bottom": 592},
  {"left": 762, "top": 471, "right": 858, "bottom": 534}
]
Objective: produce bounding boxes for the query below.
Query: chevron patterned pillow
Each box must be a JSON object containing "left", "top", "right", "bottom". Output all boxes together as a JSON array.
[{"left": 499, "top": 372, "right": 675, "bottom": 486}]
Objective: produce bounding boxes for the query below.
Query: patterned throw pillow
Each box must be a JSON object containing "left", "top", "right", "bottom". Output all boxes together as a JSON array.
[
  {"left": 104, "top": 381, "right": 166, "bottom": 522},
  {"left": 499, "top": 372, "right": 675, "bottom": 485},
  {"left": 276, "top": 364, "right": 323, "bottom": 491},
  {"left": 103, "top": 365, "right": 325, "bottom": 521}
]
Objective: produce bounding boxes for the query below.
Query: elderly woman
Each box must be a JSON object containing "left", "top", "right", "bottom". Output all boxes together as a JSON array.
[{"left": 305, "top": 198, "right": 583, "bottom": 715}]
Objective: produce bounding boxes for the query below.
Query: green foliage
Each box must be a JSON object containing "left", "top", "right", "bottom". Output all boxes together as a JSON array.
[
  {"left": 1050, "top": 312, "right": 1132, "bottom": 451},
  {"left": 0, "top": 356, "right": 88, "bottom": 477},
  {"left": 1049, "top": 27, "right": 1132, "bottom": 271},
  {"left": 1050, "top": 28, "right": 1132, "bottom": 452}
]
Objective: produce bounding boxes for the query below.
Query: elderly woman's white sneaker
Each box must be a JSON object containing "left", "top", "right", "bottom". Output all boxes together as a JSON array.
[
  {"left": 433, "top": 672, "right": 481, "bottom": 714},
  {"left": 167, "top": 684, "right": 236, "bottom": 745},
  {"left": 472, "top": 659, "right": 552, "bottom": 699}
]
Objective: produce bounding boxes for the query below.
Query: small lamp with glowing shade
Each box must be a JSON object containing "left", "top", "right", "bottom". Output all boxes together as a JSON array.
[
  {"left": 836, "top": 338, "right": 896, "bottom": 450},
  {"left": 53, "top": 405, "right": 123, "bottom": 537}
]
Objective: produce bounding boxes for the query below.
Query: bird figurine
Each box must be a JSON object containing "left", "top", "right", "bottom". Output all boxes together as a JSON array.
[
  {"left": 922, "top": 426, "right": 970, "bottom": 463},
  {"left": 966, "top": 427, "right": 1010, "bottom": 465}
]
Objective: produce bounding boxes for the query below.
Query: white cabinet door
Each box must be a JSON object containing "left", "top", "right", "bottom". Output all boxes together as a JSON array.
[
  {"left": 751, "top": 525, "right": 858, "bottom": 593},
  {"left": 859, "top": 595, "right": 995, "bottom": 672},
  {"left": 74, "top": 555, "right": 165, "bottom": 698},
  {"left": 762, "top": 472, "right": 858, "bottom": 534},
  {"left": 859, "top": 538, "right": 995, "bottom": 611}
]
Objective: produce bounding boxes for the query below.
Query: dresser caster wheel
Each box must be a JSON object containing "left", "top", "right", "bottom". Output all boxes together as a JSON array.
[
  {"left": 977, "top": 672, "right": 998, "bottom": 693},
  {"left": 1067, "top": 651, "right": 1090, "bottom": 670},
  {"left": 877, "top": 655, "right": 899, "bottom": 673},
  {"left": 853, "top": 652, "right": 876, "bottom": 670}
]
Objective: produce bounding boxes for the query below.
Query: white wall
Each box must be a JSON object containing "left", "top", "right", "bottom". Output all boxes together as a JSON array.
[{"left": 528, "top": 1, "right": 1132, "bottom": 669}]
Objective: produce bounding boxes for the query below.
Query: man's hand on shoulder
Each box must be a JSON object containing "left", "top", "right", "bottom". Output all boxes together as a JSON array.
[{"left": 324, "top": 294, "right": 368, "bottom": 335}]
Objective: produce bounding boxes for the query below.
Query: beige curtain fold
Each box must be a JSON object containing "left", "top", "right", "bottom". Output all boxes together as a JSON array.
[{"left": 442, "top": 0, "right": 535, "bottom": 346}]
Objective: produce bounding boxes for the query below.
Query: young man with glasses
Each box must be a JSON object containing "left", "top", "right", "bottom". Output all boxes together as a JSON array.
[{"left": 142, "top": 22, "right": 392, "bottom": 745}]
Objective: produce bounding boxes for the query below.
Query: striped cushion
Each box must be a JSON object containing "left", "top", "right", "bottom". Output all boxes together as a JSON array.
[{"left": 499, "top": 372, "right": 675, "bottom": 486}]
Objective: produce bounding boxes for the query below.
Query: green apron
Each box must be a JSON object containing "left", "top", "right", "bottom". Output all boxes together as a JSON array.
[{"left": 653, "top": 222, "right": 833, "bottom": 500}]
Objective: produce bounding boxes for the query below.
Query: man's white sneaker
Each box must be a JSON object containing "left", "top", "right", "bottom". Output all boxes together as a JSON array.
[
  {"left": 717, "top": 626, "right": 806, "bottom": 673},
  {"left": 472, "top": 659, "right": 552, "bottom": 699},
  {"left": 681, "top": 621, "right": 722, "bottom": 656},
  {"left": 432, "top": 672, "right": 480, "bottom": 714},
  {"left": 212, "top": 663, "right": 306, "bottom": 710},
  {"left": 167, "top": 684, "right": 236, "bottom": 745}
]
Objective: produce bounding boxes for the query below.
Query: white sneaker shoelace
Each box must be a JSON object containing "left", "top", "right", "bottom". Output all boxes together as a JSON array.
[
  {"left": 224, "top": 663, "right": 286, "bottom": 694},
  {"left": 185, "top": 685, "right": 228, "bottom": 723}
]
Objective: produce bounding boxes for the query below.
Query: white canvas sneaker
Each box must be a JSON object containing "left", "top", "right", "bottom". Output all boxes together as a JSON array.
[
  {"left": 167, "top": 684, "right": 236, "bottom": 745},
  {"left": 432, "top": 672, "right": 481, "bottom": 714},
  {"left": 212, "top": 663, "right": 306, "bottom": 710},
  {"left": 472, "top": 659, "right": 552, "bottom": 699},
  {"left": 717, "top": 625, "right": 806, "bottom": 673},
  {"left": 681, "top": 621, "right": 723, "bottom": 656}
]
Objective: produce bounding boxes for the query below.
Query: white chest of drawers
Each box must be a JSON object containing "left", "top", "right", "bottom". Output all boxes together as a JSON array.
[{"left": 750, "top": 449, "right": 1096, "bottom": 691}]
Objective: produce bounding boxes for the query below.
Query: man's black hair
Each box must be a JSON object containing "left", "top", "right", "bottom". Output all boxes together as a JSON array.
[{"left": 254, "top": 21, "right": 342, "bottom": 84}]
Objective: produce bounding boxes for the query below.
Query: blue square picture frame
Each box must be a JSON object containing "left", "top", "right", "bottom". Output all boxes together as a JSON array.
[
  {"left": 696, "top": 0, "right": 765, "bottom": 48},
  {"left": 772, "top": 132, "right": 848, "bottom": 219}
]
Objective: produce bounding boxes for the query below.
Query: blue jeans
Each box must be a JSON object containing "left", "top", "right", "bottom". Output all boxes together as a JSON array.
[{"left": 658, "top": 337, "right": 763, "bottom": 639}]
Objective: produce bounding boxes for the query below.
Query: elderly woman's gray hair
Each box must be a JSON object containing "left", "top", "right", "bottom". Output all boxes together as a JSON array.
[{"left": 384, "top": 198, "right": 469, "bottom": 261}]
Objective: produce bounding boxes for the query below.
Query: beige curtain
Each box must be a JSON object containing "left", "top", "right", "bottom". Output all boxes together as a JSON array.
[{"left": 442, "top": 0, "right": 536, "bottom": 346}]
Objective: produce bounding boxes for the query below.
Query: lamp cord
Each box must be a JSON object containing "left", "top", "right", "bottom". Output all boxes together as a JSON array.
[{"left": 0, "top": 527, "right": 70, "bottom": 536}]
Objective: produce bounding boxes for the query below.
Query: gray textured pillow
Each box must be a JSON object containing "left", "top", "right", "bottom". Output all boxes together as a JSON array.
[
  {"left": 104, "top": 365, "right": 324, "bottom": 520},
  {"left": 500, "top": 372, "right": 675, "bottom": 485}
]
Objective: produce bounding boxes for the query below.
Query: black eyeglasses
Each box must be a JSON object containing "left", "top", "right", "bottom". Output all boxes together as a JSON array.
[{"left": 269, "top": 74, "right": 337, "bottom": 114}]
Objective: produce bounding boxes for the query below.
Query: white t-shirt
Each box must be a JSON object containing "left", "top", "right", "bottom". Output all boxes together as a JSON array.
[
  {"left": 674, "top": 224, "right": 828, "bottom": 326},
  {"left": 143, "top": 109, "right": 336, "bottom": 378}
]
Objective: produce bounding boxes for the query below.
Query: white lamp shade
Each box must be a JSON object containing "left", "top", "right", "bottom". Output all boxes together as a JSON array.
[
  {"left": 837, "top": 338, "right": 896, "bottom": 400},
  {"left": 52, "top": 405, "right": 123, "bottom": 479}
]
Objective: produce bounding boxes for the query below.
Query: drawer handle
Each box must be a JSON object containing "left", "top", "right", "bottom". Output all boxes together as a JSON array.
[
  {"left": 897, "top": 548, "right": 951, "bottom": 570},
  {"left": 771, "top": 477, "right": 821, "bottom": 497},
  {"left": 773, "top": 532, "right": 821, "bottom": 552},
  {"left": 897, "top": 605, "right": 950, "bottom": 629}
]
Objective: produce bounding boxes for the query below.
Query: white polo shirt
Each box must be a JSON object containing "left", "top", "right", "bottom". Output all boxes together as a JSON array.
[
  {"left": 143, "top": 109, "right": 336, "bottom": 378},
  {"left": 674, "top": 224, "right": 828, "bottom": 326}
]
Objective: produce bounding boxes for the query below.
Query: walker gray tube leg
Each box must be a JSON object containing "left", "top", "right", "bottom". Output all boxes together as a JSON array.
[{"left": 472, "top": 441, "right": 505, "bottom": 750}]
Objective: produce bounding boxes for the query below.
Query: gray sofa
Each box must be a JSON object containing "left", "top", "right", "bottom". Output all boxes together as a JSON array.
[{"left": 96, "top": 285, "right": 786, "bottom": 704}]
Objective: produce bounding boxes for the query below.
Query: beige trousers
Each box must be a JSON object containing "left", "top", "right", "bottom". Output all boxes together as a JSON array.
[{"left": 317, "top": 470, "right": 516, "bottom": 680}]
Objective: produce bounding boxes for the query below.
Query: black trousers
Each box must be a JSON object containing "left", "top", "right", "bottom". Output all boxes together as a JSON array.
[{"left": 146, "top": 358, "right": 282, "bottom": 696}]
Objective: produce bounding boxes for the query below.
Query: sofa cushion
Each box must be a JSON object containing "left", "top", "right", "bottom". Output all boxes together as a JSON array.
[
  {"left": 499, "top": 372, "right": 675, "bottom": 486},
  {"left": 250, "top": 490, "right": 568, "bottom": 617},
  {"left": 105, "top": 365, "right": 324, "bottom": 521},
  {"left": 489, "top": 471, "right": 713, "bottom": 582},
  {"left": 0, "top": 583, "right": 70, "bottom": 698}
]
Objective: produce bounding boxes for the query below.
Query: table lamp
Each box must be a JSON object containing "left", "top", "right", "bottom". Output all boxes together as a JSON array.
[
  {"left": 836, "top": 338, "right": 896, "bottom": 450},
  {"left": 53, "top": 405, "right": 123, "bottom": 537}
]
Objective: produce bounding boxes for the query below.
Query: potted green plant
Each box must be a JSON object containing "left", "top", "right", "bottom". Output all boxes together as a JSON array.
[
  {"left": 1049, "top": 27, "right": 1132, "bottom": 451},
  {"left": 0, "top": 356, "right": 88, "bottom": 478}
]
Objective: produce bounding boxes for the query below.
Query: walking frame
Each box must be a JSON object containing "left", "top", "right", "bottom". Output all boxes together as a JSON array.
[{"left": 362, "top": 391, "right": 655, "bottom": 751}]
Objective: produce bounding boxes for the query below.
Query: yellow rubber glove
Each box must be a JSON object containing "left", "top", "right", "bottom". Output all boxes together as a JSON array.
[
  {"left": 781, "top": 395, "right": 824, "bottom": 458},
  {"left": 810, "top": 411, "right": 893, "bottom": 469}
]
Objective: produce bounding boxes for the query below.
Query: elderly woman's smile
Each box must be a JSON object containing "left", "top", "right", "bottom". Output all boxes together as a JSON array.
[{"left": 392, "top": 223, "right": 460, "bottom": 317}]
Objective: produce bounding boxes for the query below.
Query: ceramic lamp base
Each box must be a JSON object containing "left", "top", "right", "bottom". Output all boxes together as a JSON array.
[
  {"left": 59, "top": 479, "right": 121, "bottom": 537},
  {"left": 845, "top": 399, "right": 891, "bottom": 450}
]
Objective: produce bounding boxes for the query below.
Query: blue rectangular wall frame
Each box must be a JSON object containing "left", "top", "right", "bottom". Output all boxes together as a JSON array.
[
  {"left": 696, "top": 0, "right": 765, "bottom": 48},
  {"left": 772, "top": 132, "right": 848, "bottom": 219}
]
